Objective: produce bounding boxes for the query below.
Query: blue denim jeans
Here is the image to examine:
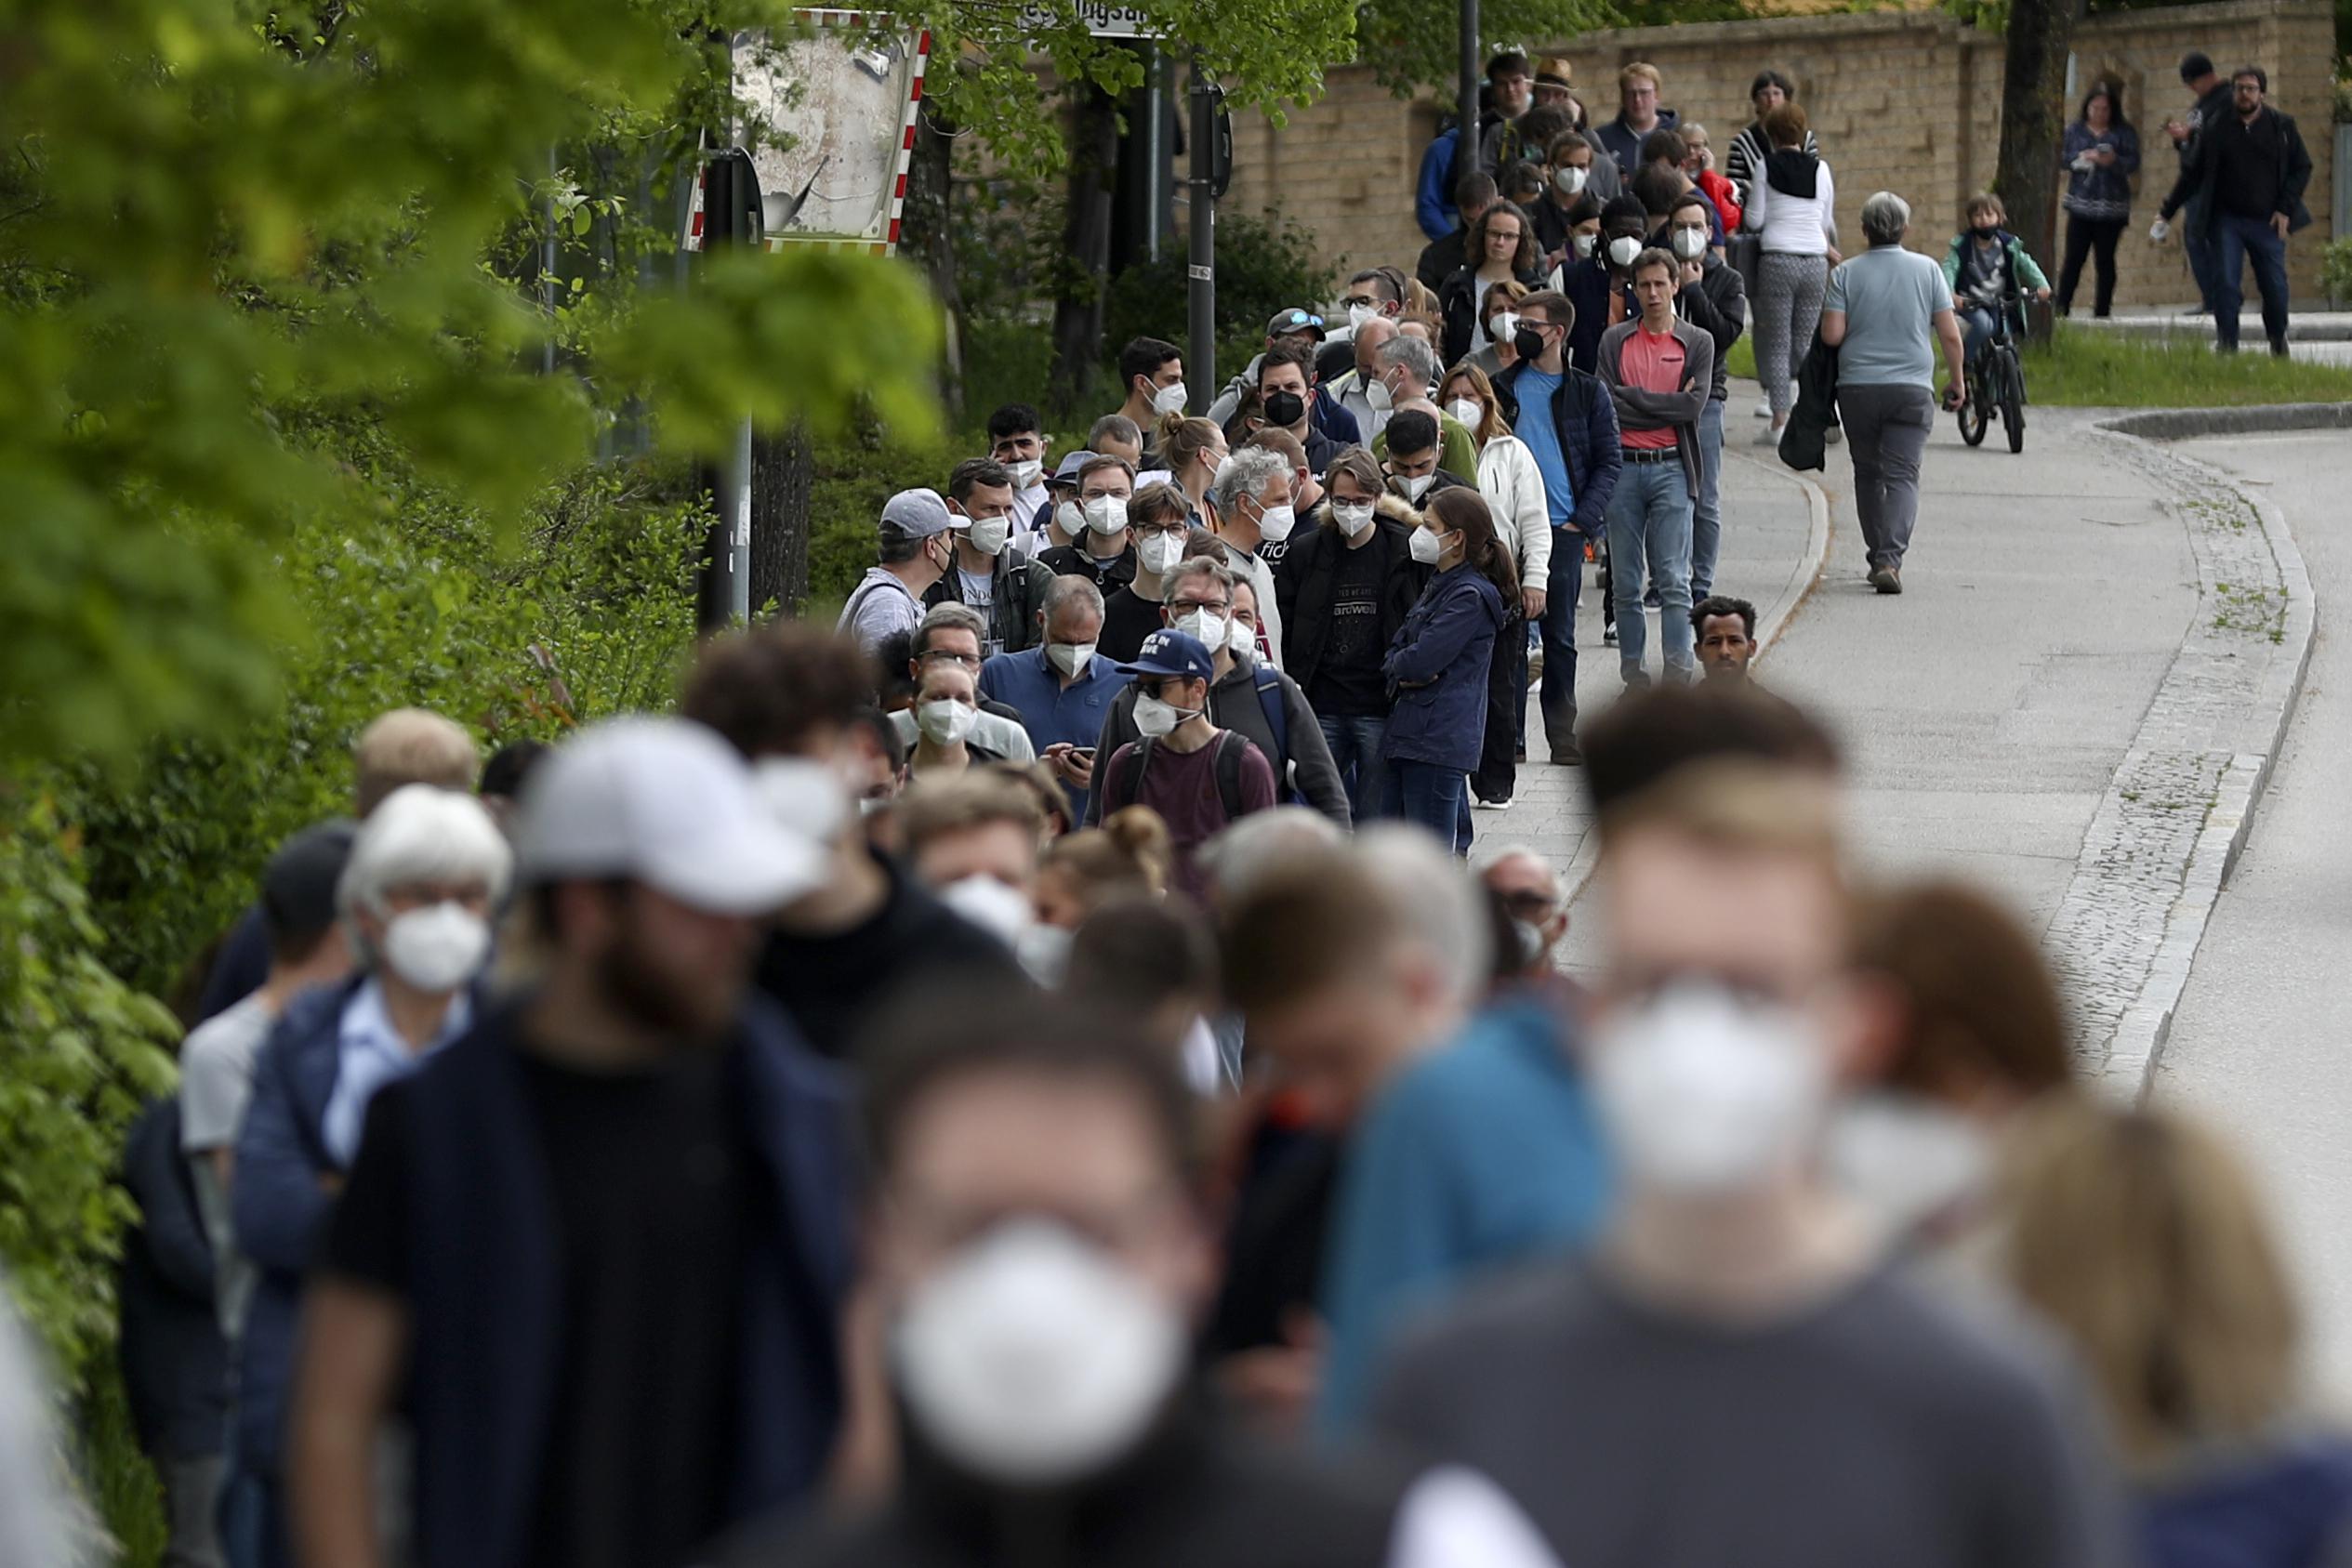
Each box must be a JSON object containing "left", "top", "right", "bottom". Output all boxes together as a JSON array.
[
  {"left": 1605, "top": 459, "right": 1696, "bottom": 683},
  {"left": 1959, "top": 305, "right": 1998, "bottom": 366},
  {"left": 1538, "top": 524, "right": 1585, "bottom": 752},
  {"left": 2213, "top": 210, "right": 2291, "bottom": 350},
  {"left": 1386, "top": 760, "right": 1471, "bottom": 855},
  {"left": 1691, "top": 398, "right": 1724, "bottom": 600},
  {"left": 1318, "top": 714, "right": 1387, "bottom": 822}
]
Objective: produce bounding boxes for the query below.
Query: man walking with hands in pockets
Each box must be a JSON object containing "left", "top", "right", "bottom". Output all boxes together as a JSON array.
[{"left": 1598, "top": 248, "right": 1711, "bottom": 687}]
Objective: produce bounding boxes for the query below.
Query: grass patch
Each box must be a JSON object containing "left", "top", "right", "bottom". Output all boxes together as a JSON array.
[
  {"left": 2022, "top": 325, "right": 2352, "bottom": 407},
  {"left": 1725, "top": 320, "right": 2352, "bottom": 406}
]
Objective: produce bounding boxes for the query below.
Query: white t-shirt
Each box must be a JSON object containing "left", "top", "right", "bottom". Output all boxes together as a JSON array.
[{"left": 178, "top": 990, "right": 278, "bottom": 1341}]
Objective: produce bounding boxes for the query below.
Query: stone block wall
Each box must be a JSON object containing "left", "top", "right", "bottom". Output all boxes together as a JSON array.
[{"left": 1209, "top": 0, "right": 2334, "bottom": 310}]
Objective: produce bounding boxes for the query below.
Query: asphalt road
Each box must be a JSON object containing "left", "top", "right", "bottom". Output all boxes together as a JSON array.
[{"left": 2154, "top": 431, "right": 2352, "bottom": 1410}]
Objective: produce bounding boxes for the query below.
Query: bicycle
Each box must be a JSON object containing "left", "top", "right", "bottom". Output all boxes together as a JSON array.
[{"left": 1955, "top": 283, "right": 2026, "bottom": 455}]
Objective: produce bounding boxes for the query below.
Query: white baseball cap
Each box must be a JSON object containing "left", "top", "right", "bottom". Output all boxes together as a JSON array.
[{"left": 513, "top": 717, "right": 826, "bottom": 915}]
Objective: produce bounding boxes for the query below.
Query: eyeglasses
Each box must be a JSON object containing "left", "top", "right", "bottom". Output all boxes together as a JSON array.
[
  {"left": 1341, "top": 294, "right": 1381, "bottom": 310},
  {"left": 919, "top": 649, "right": 982, "bottom": 670}
]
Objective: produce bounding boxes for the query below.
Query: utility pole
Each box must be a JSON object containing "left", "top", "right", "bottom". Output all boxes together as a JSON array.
[
  {"left": 1459, "top": 0, "right": 1481, "bottom": 175},
  {"left": 695, "top": 146, "right": 758, "bottom": 631},
  {"left": 1186, "top": 58, "right": 1222, "bottom": 415}
]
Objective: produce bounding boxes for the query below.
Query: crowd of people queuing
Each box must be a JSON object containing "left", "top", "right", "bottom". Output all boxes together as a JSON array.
[{"left": 0, "top": 33, "right": 2333, "bottom": 1568}]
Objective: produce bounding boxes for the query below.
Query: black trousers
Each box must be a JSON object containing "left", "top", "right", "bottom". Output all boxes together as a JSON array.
[
  {"left": 2056, "top": 213, "right": 2125, "bottom": 318},
  {"left": 1472, "top": 614, "right": 1523, "bottom": 804}
]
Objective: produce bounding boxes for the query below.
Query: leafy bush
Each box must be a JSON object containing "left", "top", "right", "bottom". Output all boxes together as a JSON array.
[
  {"left": 0, "top": 791, "right": 178, "bottom": 1393},
  {"left": 2322, "top": 236, "right": 2352, "bottom": 310},
  {"left": 67, "top": 449, "right": 708, "bottom": 1003},
  {"left": 1101, "top": 211, "right": 1341, "bottom": 396}
]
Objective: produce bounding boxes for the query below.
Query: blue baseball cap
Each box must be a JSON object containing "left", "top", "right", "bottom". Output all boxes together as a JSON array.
[
  {"left": 1266, "top": 307, "right": 1327, "bottom": 340},
  {"left": 1115, "top": 630, "right": 1215, "bottom": 684}
]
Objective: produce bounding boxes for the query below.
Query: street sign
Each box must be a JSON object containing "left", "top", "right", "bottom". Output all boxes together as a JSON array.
[{"left": 1019, "top": 1, "right": 1162, "bottom": 37}]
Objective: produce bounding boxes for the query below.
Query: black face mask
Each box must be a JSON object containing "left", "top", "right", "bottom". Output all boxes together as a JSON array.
[
  {"left": 1262, "top": 389, "right": 1306, "bottom": 428},
  {"left": 1514, "top": 323, "right": 1548, "bottom": 360}
]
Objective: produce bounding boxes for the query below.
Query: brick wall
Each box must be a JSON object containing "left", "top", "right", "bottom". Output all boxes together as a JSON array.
[{"left": 1208, "top": 0, "right": 2334, "bottom": 310}]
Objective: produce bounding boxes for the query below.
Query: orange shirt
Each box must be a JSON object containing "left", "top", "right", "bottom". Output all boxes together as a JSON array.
[{"left": 1619, "top": 323, "right": 1685, "bottom": 450}]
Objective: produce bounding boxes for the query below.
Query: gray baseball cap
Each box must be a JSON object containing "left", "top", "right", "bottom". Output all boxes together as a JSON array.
[{"left": 879, "top": 487, "right": 956, "bottom": 539}]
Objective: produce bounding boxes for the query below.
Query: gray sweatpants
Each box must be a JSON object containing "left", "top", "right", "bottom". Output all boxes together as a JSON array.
[
  {"left": 1838, "top": 382, "right": 1936, "bottom": 571},
  {"left": 1753, "top": 252, "right": 1827, "bottom": 420}
]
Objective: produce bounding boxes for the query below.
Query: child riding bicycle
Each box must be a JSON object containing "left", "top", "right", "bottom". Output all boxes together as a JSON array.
[{"left": 1940, "top": 194, "right": 2053, "bottom": 371}]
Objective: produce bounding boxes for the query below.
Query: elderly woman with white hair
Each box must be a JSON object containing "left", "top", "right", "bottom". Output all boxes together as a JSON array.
[
  {"left": 226, "top": 782, "right": 509, "bottom": 1561},
  {"left": 1818, "top": 191, "right": 1968, "bottom": 596}
]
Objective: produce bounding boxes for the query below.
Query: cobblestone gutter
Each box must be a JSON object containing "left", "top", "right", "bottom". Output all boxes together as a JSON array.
[{"left": 2054, "top": 421, "right": 2318, "bottom": 1099}]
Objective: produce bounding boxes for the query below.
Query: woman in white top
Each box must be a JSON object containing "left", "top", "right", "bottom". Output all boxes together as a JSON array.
[
  {"left": 1440, "top": 362, "right": 1550, "bottom": 808},
  {"left": 1740, "top": 99, "right": 1840, "bottom": 440}
]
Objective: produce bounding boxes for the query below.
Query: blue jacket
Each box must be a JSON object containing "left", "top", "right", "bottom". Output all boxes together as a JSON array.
[
  {"left": 1315, "top": 995, "right": 1609, "bottom": 1434},
  {"left": 2141, "top": 1435, "right": 2352, "bottom": 1568},
  {"left": 395, "top": 997, "right": 853, "bottom": 1568},
  {"left": 1416, "top": 127, "right": 1460, "bottom": 241},
  {"left": 116, "top": 1097, "right": 228, "bottom": 1460},
  {"left": 231, "top": 976, "right": 368, "bottom": 1472},
  {"left": 1590, "top": 106, "right": 1678, "bottom": 180},
  {"left": 1492, "top": 357, "right": 1622, "bottom": 535},
  {"left": 1380, "top": 564, "right": 1506, "bottom": 772}
]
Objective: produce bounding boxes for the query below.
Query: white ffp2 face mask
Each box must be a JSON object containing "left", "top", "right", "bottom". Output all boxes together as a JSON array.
[
  {"left": 1054, "top": 499, "right": 1085, "bottom": 537},
  {"left": 1401, "top": 472, "right": 1435, "bottom": 502},
  {"left": 1671, "top": 227, "right": 1709, "bottom": 261},
  {"left": 754, "top": 757, "right": 850, "bottom": 847},
  {"left": 1084, "top": 496, "right": 1130, "bottom": 537},
  {"left": 893, "top": 1220, "right": 1184, "bottom": 1486},
  {"left": 1589, "top": 982, "right": 1830, "bottom": 1196},
  {"left": 1045, "top": 641, "right": 1095, "bottom": 679},
  {"left": 1132, "top": 692, "right": 1192, "bottom": 738},
  {"left": 1365, "top": 376, "right": 1394, "bottom": 414},
  {"left": 1226, "top": 618, "right": 1256, "bottom": 657},
  {"left": 1151, "top": 381, "right": 1188, "bottom": 415},
  {"left": 380, "top": 902, "right": 491, "bottom": 994},
  {"left": 1554, "top": 164, "right": 1589, "bottom": 196},
  {"left": 963, "top": 514, "right": 1012, "bottom": 557},
  {"left": 917, "top": 699, "right": 979, "bottom": 746},
  {"left": 1172, "top": 609, "right": 1227, "bottom": 652},
  {"left": 1447, "top": 397, "right": 1483, "bottom": 430},
  {"left": 1138, "top": 532, "right": 1184, "bottom": 576},
  {"left": 1255, "top": 503, "right": 1297, "bottom": 544},
  {"left": 1407, "top": 526, "right": 1447, "bottom": 565},
  {"left": 1006, "top": 457, "right": 1044, "bottom": 489},
  {"left": 1608, "top": 234, "right": 1644, "bottom": 269},
  {"left": 1332, "top": 501, "right": 1376, "bottom": 537},
  {"left": 1573, "top": 232, "right": 1600, "bottom": 259}
]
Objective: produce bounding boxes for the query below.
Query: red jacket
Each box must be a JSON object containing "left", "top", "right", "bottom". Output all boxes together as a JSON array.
[{"left": 1696, "top": 167, "right": 1742, "bottom": 235}]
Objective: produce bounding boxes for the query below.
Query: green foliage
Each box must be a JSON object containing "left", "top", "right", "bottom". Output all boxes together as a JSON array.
[
  {"left": 1102, "top": 212, "right": 1342, "bottom": 396},
  {"left": 0, "top": 0, "right": 938, "bottom": 768},
  {"left": 68, "top": 448, "right": 709, "bottom": 1001},
  {"left": 2016, "top": 324, "right": 2352, "bottom": 406},
  {"left": 1355, "top": 0, "right": 1615, "bottom": 94},
  {"left": 2322, "top": 237, "right": 2352, "bottom": 308},
  {"left": 0, "top": 794, "right": 178, "bottom": 1392}
]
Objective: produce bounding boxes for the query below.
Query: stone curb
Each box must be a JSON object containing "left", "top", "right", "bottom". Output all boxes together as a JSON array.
[
  {"left": 2081, "top": 412, "right": 2319, "bottom": 1101},
  {"left": 2096, "top": 402, "right": 2352, "bottom": 442},
  {"left": 1554, "top": 449, "right": 1833, "bottom": 906}
]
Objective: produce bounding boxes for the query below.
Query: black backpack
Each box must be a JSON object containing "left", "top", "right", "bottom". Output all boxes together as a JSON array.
[{"left": 1103, "top": 731, "right": 1249, "bottom": 822}]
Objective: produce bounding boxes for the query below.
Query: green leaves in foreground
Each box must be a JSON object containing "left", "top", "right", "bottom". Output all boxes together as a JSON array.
[{"left": 0, "top": 0, "right": 938, "bottom": 765}]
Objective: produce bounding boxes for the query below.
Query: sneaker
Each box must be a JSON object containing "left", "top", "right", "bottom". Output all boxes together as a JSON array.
[
  {"left": 1752, "top": 398, "right": 1773, "bottom": 419},
  {"left": 1643, "top": 588, "right": 1661, "bottom": 610},
  {"left": 1824, "top": 425, "right": 1842, "bottom": 446},
  {"left": 1474, "top": 795, "right": 1513, "bottom": 811},
  {"left": 1550, "top": 742, "right": 1583, "bottom": 767},
  {"left": 1527, "top": 645, "right": 1544, "bottom": 685},
  {"left": 1868, "top": 566, "right": 1903, "bottom": 595},
  {"left": 1754, "top": 423, "right": 1781, "bottom": 447},
  {"left": 1603, "top": 623, "right": 1619, "bottom": 646}
]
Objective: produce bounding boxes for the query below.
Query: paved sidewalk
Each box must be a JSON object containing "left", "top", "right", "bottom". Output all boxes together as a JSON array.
[
  {"left": 1555, "top": 387, "right": 2203, "bottom": 983},
  {"left": 1477, "top": 413, "right": 1823, "bottom": 882},
  {"left": 2154, "top": 430, "right": 2352, "bottom": 1407}
]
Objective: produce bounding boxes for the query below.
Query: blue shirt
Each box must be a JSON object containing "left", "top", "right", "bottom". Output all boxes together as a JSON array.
[
  {"left": 1315, "top": 995, "right": 1610, "bottom": 1435},
  {"left": 980, "top": 644, "right": 1129, "bottom": 812},
  {"left": 322, "top": 978, "right": 472, "bottom": 1166},
  {"left": 1512, "top": 367, "right": 1577, "bottom": 529}
]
